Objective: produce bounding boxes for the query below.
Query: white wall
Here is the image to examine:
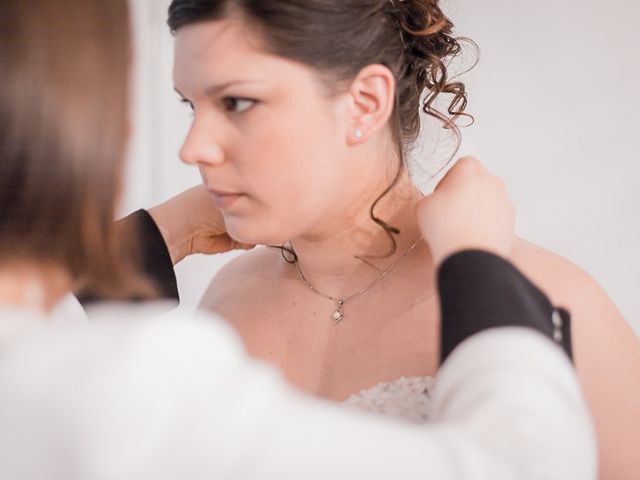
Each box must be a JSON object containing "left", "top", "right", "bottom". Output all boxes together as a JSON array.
[{"left": 125, "top": 0, "right": 640, "bottom": 333}]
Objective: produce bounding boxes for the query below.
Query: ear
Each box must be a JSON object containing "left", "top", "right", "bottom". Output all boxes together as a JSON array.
[{"left": 345, "top": 64, "right": 396, "bottom": 145}]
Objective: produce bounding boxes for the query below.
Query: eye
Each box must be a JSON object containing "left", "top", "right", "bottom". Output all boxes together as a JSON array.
[
  {"left": 222, "top": 97, "right": 256, "bottom": 114},
  {"left": 179, "top": 98, "right": 194, "bottom": 116}
]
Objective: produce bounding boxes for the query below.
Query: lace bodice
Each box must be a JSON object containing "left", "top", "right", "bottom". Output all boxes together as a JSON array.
[{"left": 341, "top": 376, "right": 435, "bottom": 424}]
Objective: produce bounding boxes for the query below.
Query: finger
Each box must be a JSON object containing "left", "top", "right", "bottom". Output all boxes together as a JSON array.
[
  {"left": 456, "top": 155, "right": 481, "bottom": 171},
  {"left": 413, "top": 197, "right": 437, "bottom": 229},
  {"left": 433, "top": 156, "right": 480, "bottom": 193}
]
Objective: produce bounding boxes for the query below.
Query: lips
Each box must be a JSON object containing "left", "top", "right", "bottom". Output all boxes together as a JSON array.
[{"left": 206, "top": 187, "right": 245, "bottom": 209}]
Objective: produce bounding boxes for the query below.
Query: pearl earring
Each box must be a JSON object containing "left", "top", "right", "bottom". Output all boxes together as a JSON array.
[{"left": 354, "top": 128, "right": 364, "bottom": 139}]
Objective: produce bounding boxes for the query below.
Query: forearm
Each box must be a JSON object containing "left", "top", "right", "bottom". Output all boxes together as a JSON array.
[
  {"left": 147, "top": 200, "right": 192, "bottom": 266},
  {"left": 129, "top": 209, "right": 179, "bottom": 301},
  {"left": 437, "top": 249, "right": 573, "bottom": 362}
]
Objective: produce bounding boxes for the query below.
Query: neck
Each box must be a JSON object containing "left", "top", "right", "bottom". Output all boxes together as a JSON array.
[
  {"left": 0, "top": 263, "right": 71, "bottom": 314},
  {"left": 286, "top": 171, "right": 428, "bottom": 287}
]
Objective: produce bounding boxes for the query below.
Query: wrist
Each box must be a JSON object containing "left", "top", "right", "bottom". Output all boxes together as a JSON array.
[
  {"left": 434, "top": 243, "right": 509, "bottom": 269},
  {"left": 147, "top": 205, "right": 191, "bottom": 265}
]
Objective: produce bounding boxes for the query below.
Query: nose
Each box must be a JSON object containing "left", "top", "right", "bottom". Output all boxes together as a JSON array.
[{"left": 179, "top": 116, "right": 225, "bottom": 167}]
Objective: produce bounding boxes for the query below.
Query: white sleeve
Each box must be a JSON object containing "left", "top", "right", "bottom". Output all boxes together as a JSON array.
[
  {"left": 0, "top": 310, "right": 595, "bottom": 480},
  {"left": 223, "top": 327, "right": 596, "bottom": 480}
]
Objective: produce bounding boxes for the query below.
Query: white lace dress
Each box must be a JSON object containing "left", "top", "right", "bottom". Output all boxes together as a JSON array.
[{"left": 341, "top": 376, "right": 435, "bottom": 424}]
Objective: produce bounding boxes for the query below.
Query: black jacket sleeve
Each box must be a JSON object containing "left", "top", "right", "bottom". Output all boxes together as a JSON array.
[
  {"left": 438, "top": 250, "right": 572, "bottom": 364},
  {"left": 130, "top": 209, "right": 180, "bottom": 301},
  {"left": 78, "top": 210, "right": 179, "bottom": 306}
]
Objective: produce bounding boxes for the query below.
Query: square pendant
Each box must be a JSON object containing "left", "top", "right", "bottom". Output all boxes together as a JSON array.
[{"left": 332, "top": 309, "right": 343, "bottom": 323}]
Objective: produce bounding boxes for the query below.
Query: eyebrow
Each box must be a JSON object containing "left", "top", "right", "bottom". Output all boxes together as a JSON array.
[{"left": 174, "top": 80, "right": 266, "bottom": 99}]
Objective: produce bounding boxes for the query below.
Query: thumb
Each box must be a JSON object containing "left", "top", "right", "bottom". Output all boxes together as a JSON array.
[
  {"left": 433, "top": 156, "right": 480, "bottom": 193},
  {"left": 414, "top": 195, "right": 436, "bottom": 235}
]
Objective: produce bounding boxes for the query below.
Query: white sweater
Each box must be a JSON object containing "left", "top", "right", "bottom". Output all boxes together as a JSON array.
[{"left": 0, "top": 302, "right": 595, "bottom": 480}]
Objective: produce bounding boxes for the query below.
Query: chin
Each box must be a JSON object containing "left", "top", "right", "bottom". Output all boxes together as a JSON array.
[{"left": 224, "top": 217, "right": 292, "bottom": 248}]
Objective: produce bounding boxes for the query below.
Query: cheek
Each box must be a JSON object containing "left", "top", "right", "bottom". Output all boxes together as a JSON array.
[
  {"left": 224, "top": 102, "right": 348, "bottom": 242},
  {"left": 222, "top": 180, "right": 318, "bottom": 245},
  {"left": 242, "top": 118, "right": 335, "bottom": 201}
]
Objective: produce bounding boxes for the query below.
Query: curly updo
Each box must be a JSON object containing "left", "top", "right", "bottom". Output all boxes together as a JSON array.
[{"left": 168, "top": 0, "right": 474, "bottom": 253}]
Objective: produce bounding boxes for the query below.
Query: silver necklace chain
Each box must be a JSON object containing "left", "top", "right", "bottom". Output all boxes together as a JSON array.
[{"left": 289, "top": 236, "right": 423, "bottom": 324}]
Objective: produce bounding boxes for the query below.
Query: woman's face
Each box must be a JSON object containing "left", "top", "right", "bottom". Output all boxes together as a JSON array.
[{"left": 173, "top": 19, "right": 385, "bottom": 245}]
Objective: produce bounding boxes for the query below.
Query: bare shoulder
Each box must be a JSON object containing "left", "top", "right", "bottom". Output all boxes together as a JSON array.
[
  {"left": 198, "top": 246, "right": 279, "bottom": 314},
  {"left": 511, "top": 239, "right": 640, "bottom": 478},
  {"left": 509, "top": 236, "right": 604, "bottom": 306},
  {"left": 510, "top": 235, "right": 639, "bottom": 362}
]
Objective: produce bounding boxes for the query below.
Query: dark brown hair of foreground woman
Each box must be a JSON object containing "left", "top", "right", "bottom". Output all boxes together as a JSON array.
[{"left": 0, "top": 0, "right": 150, "bottom": 297}]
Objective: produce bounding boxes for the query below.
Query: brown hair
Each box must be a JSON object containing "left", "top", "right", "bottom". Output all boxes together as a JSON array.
[
  {"left": 168, "top": 0, "right": 474, "bottom": 254},
  {"left": 0, "top": 0, "right": 151, "bottom": 297}
]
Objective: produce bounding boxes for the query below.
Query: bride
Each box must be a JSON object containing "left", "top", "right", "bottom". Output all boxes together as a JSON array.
[{"left": 165, "top": 0, "right": 639, "bottom": 477}]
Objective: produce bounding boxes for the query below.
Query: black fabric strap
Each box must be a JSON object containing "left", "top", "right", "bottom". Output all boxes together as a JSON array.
[{"left": 438, "top": 250, "right": 572, "bottom": 364}]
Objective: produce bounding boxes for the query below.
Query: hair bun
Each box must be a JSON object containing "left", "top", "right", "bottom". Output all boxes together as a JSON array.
[
  {"left": 389, "top": 0, "right": 452, "bottom": 38},
  {"left": 388, "top": 0, "right": 474, "bottom": 135}
]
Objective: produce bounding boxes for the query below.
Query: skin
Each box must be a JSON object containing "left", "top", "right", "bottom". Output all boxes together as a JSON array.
[
  {"left": 172, "top": 19, "right": 640, "bottom": 480},
  {"left": 148, "top": 185, "right": 254, "bottom": 265}
]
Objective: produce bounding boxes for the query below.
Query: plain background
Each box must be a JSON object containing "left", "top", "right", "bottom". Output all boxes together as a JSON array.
[{"left": 124, "top": 0, "right": 640, "bottom": 334}]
